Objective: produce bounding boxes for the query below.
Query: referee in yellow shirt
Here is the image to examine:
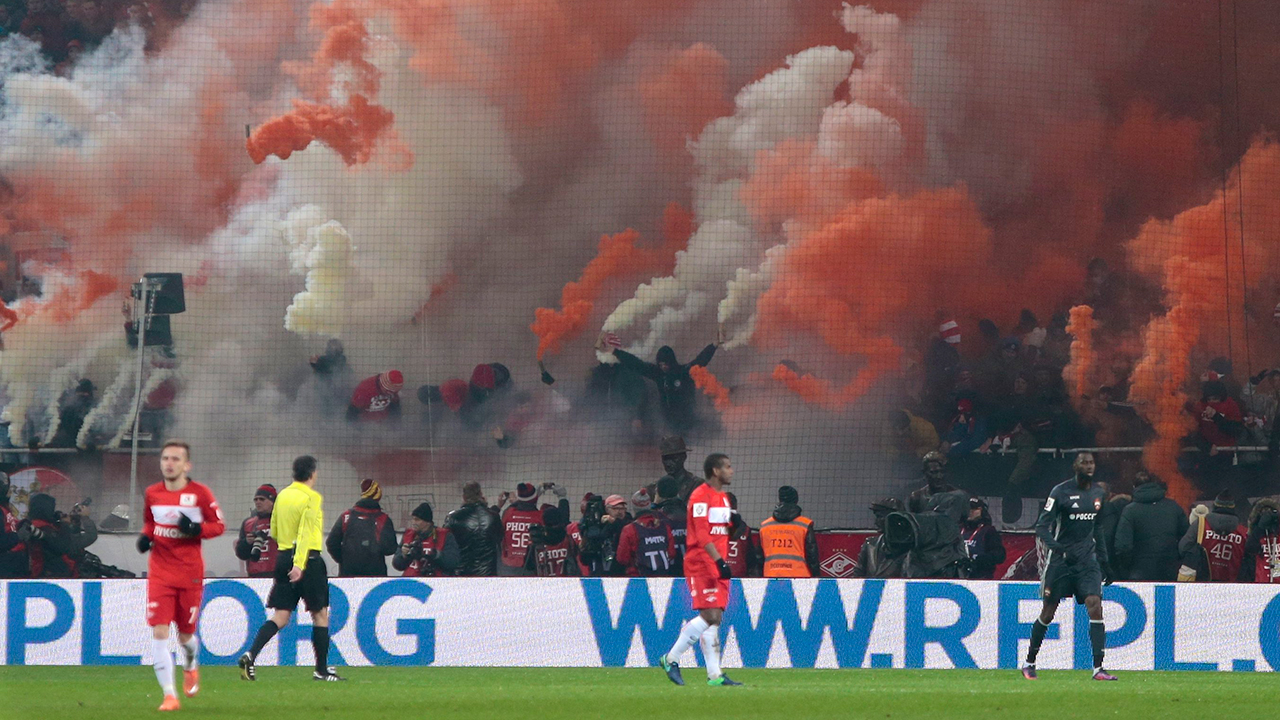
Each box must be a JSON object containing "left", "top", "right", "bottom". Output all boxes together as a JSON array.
[{"left": 238, "top": 456, "right": 345, "bottom": 682}]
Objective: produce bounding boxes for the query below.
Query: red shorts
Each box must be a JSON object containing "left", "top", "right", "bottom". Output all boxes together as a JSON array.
[
  {"left": 688, "top": 574, "right": 730, "bottom": 610},
  {"left": 148, "top": 582, "right": 203, "bottom": 634}
]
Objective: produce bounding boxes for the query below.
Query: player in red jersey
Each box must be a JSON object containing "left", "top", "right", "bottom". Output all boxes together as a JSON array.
[
  {"left": 137, "top": 441, "right": 225, "bottom": 711},
  {"left": 659, "top": 453, "right": 742, "bottom": 687}
]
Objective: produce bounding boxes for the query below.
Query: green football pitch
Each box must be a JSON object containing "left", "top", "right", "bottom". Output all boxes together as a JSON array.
[{"left": 0, "top": 666, "right": 1271, "bottom": 719}]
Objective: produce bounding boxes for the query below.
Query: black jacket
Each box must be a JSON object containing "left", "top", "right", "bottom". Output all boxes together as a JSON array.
[
  {"left": 445, "top": 501, "right": 501, "bottom": 576},
  {"left": 961, "top": 517, "right": 1006, "bottom": 579},
  {"left": 326, "top": 499, "right": 398, "bottom": 577},
  {"left": 653, "top": 497, "right": 687, "bottom": 574},
  {"left": 614, "top": 344, "right": 716, "bottom": 433},
  {"left": 578, "top": 511, "right": 629, "bottom": 577},
  {"left": 1114, "top": 483, "right": 1188, "bottom": 581},
  {"left": 1098, "top": 494, "right": 1131, "bottom": 578}
]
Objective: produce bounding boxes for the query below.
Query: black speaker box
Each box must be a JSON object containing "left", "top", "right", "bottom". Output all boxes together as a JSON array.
[{"left": 133, "top": 272, "right": 185, "bottom": 315}]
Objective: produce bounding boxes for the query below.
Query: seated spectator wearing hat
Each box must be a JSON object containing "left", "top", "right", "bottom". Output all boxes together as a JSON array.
[
  {"left": 394, "top": 503, "right": 460, "bottom": 577},
  {"left": 759, "top": 486, "right": 818, "bottom": 578},
  {"left": 234, "top": 484, "right": 278, "bottom": 578},
  {"left": 1114, "top": 474, "right": 1188, "bottom": 582},
  {"left": 1179, "top": 490, "right": 1247, "bottom": 583},
  {"left": 347, "top": 370, "right": 404, "bottom": 422},
  {"left": 326, "top": 479, "right": 398, "bottom": 577},
  {"left": 961, "top": 497, "right": 1006, "bottom": 579},
  {"left": 616, "top": 489, "right": 676, "bottom": 576},
  {"left": 524, "top": 507, "right": 580, "bottom": 577}
]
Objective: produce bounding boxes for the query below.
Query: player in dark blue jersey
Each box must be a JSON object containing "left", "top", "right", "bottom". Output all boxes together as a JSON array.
[{"left": 1022, "top": 452, "right": 1117, "bottom": 681}]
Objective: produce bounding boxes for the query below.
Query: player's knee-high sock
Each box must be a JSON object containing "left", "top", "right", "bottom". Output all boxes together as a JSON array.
[
  {"left": 248, "top": 621, "right": 279, "bottom": 660},
  {"left": 152, "top": 638, "right": 176, "bottom": 697},
  {"left": 1089, "top": 620, "right": 1106, "bottom": 670},
  {"left": 179, "top": 637, "right": 199, "bottom": 671},
  {"left": 1026, "top": 619, "right": 1050, "bottom": 665},
  {"left": 667, "top": 616, "right": 709, "bottom": 662},
  {"left": 312, "top": 626, "right": 330, "bottom": 673},
  {"left": 700, "top": 625, "right": 722, "bottom": 679}
]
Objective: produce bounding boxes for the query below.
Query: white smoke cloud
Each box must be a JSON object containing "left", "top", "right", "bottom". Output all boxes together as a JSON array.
[{"left": 283, "top": 209, "right": 357, "bottom": 338}]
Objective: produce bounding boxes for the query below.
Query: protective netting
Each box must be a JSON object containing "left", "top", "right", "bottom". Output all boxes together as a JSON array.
[{"left": 0, "top": 0, "right": 1278, "bottom": 533}]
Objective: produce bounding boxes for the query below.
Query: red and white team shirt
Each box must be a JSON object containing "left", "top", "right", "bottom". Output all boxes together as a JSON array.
[
  {"left": 350, "top": 375, "right": 399, "bottom": 420},
  {"left": 143, "top": 479, "right": 225, "bottom": 587},
  {"left": 685, "top": 483, "right": 731, "bottom": 579}
]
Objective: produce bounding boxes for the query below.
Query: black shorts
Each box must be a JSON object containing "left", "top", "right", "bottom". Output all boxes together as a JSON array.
[
  {"left": 1041, "top": 559, "right": 1103, "bottom": 605},
  {"left": 266, "top": 549, "right": 330, "bottom": 613}
]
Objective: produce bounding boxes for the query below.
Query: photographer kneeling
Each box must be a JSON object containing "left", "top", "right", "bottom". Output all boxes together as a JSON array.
[
  {"left": 394, "top": 503, "right": 460, "bottom": 577},
  {"left": 21, "top": 494, "right": 97, "bottom": 578}
]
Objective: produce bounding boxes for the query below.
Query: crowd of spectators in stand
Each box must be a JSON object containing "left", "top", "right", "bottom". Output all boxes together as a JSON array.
[
  {"left": 310, "top": 330, "right": 721, "bottom": 450},
  {"left": 889, "top": 259, "right": 1280, "bottom": 525}
]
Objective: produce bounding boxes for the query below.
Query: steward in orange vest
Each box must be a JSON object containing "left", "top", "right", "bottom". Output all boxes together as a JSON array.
[{"left": 760, "top": 486, "right": 819, "bottom": 578}]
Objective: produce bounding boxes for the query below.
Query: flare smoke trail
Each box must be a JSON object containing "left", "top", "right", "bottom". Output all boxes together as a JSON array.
[{"left": 1064, "top": 305, "right": 1096, "bottom": 401}]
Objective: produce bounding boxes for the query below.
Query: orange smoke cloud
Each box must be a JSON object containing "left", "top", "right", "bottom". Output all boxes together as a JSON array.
[
  {"left": 412, "top": 272, "right": 459, "bottom": 325},
  {"left": 1127, "top": 140, "right": 1280, "bottom": 506},
  {"left": 689, "top": 365, "right": 731, "bottom": 411},
  {"left": 1063, "top": 305, "right": 1096, "bottom": 400},
  {"left": 639, "top": 44, "right": 732, "bottom": 161},
  {"left": 0, "top": 301, "right": 18, "bottom": 332},
  {"left": 247, "top": 96, "right": 396, "bottom": 166},
  {"left": 740, "top": 140, "right": 885, "bottom": 231},
  {"left": 531, "top": 203, "right": 692, "bottom": 359},
  {"left": 46, "top": 271, "right": 118, "bottom": 323},
  {"left": 247, "top": 0, "right": 398, "bottom": 166},
  {"left": 754, "top": 187, "right": 992, "bottom": 408}
]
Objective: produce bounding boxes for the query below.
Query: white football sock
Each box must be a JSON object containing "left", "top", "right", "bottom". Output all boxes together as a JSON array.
[
  {"left": 152, "top": 638, "right": 176, "bottom": 697},
  {"left": 667, "top": 616, "right": 709, "bottom": 662},
  {"left": 180, "top": 637, "right": 199, "bottom": 671},
  {"left": 700, "top": 624, "right": 722, "bottom": 679}
]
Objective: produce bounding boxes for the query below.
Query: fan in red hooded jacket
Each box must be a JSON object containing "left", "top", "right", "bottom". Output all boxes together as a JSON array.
[{"left": 347, "top": 370, "right": 404, "bottom": 422}]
